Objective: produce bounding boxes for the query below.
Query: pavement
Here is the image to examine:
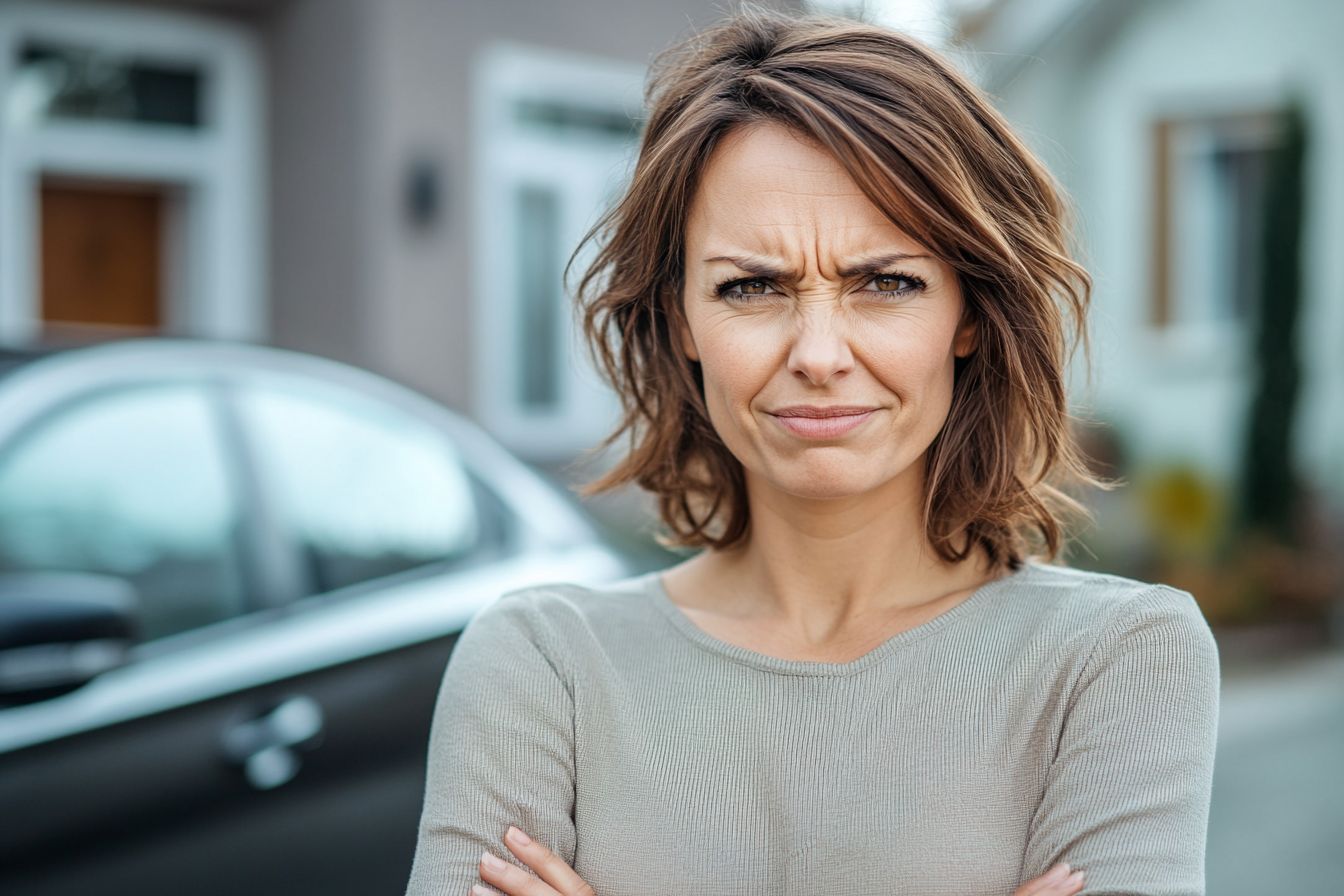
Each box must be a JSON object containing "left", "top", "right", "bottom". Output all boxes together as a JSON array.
[{"left": 1205, "top": 648, "right": 1344, "bottom": 894}]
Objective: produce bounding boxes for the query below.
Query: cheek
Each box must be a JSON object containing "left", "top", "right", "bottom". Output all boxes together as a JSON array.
[
  {"left": 857, "top": 316, "right": 959, "bottom": 405},
  {"left": 689, "top": 311, "right": 788, "bottom": 405}
]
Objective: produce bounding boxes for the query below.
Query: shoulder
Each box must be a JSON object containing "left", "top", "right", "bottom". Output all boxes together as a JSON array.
[
  {"left": 455, "top": 574, "right": 661, "bottom": 666},
  {"left": 1003, "top": 562, "right": 1218, "bottom": 680},
  {"left": 1007, "top": 562, "right": 1208, "bottom": 629}
]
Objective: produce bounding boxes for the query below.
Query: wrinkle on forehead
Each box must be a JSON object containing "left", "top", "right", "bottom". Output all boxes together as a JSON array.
[{"left": 689, "top": 123, "right": 927, "bottom": 281}]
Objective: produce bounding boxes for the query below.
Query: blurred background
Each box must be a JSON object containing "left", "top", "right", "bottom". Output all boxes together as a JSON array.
[{"left": 0, "top": 0, "right": 1339, "bottom": 893}]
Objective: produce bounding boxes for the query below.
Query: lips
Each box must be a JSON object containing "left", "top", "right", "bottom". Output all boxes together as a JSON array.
[{"left": 769, "top": 405, "right": 879, "bottom": 439}]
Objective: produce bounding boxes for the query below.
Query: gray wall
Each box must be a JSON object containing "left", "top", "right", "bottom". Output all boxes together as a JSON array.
[
  {"left": 268, "top": 0, "right": 373, "bottom": 368},
  {"left": 267, "top": 0, "right": 799, "bottom": 413}
]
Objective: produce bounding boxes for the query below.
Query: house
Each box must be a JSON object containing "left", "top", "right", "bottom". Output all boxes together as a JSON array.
[
  {"left": 0, "top": 0, "right": 797, "bottom": 465},
  {"left": 958, "top": 0, "right": 1344, "bottom": 545}
]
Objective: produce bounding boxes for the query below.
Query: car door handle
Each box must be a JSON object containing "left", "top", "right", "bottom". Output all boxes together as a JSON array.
[{"left": 222, "top": 695, "right": 324, "bottom": 790}]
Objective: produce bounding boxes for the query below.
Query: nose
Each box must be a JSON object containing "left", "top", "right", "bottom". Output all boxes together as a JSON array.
[{"left": 786, "top": 308, "right": 854, "bottom": 386}]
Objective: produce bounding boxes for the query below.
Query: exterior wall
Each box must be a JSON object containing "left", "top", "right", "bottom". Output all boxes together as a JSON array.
[
  {"left": 267, "top": 0, "right": 373, "bottom": 368},
  {"left": 967, "top": 0, "right": 1344, "bottom": 500},
  {"left": 34, "top": 0, "right": 800, "bottom": 453},
  {"left": 31, "top": 0, "right": 799, "bottom": 450},
  {"left": 272, "top": 0, "right": 800, "bottom": 420}
]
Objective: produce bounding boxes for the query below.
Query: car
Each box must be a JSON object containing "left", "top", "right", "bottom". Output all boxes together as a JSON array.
[{"left": 0, "top": 339, "right": 628, "bottom": 896}]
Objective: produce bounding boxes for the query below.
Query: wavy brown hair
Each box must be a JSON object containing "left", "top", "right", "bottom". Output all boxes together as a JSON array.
[{"left": 576, "top": 6, "right": 1094, "bottom": 570}]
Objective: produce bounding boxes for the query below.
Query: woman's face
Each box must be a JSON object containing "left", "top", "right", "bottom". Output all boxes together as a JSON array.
[{"left": 681, "top": 123, "right": 976, "bottom": 503}]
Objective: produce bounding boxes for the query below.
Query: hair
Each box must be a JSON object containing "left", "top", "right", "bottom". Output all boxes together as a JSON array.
[{"left": 576, "top": 5, "right": 1094, "bottom": 570}]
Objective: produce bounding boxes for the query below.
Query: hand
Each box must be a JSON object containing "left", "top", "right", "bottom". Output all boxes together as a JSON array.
[
  {"left": 1015, "top": 863, "right": 1085, "bottom": 896},
  {"left": 474, "top": 826, "right": 595, "bottom": 896},
  {"left": 473, "top": 830, "right": 1082, "bottom": 896}
]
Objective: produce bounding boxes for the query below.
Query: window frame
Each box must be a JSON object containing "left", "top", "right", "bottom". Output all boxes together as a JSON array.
[
  {"left": 0, "top": 378, "right": 263, "bottom": 646},
  {"left": 217, "top": 376, "right": 518, "bottom": 608},
  {"left": 471, "top": 42, "right": 645, "bottom": 462},
  {"left": 1149, "top": 110, "right": 1282, "bottom": 332}
]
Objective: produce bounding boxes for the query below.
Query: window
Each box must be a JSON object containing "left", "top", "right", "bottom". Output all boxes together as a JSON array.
[
  {"left": 474, "top": 45, "right": 644, "bottom": 461},
  {"left": 516, "top": 185, "right": 562, "bottom": 408},
  {"left": 1151, "top": 113, "right": 1278, "bottom": 327},
  {"left": 0, "top": 386, "right": 245, "bottom": 642},
  {"left": 14, "top": 42, "right": 203, "bottom": 128},
  {"left": 236, "top": 381, "right": 479, "bottom": 595}
]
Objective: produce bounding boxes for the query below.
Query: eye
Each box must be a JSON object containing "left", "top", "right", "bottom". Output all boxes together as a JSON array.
[
  {"left": 734, "top": 279, "right": 774, "bottom": 295},
  {"left": 716, "top": 278, "right": 779, "bottom": 301},
  {"left": 865, "top": 273, "right": 926, "bottom": 296}
]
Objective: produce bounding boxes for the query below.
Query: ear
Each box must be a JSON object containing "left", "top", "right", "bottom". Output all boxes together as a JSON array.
[
  {"left": 679, "top": 318, "right": 700, "bottom": 362},
  {"left": 952, "top": 308, "right": 978, "bottom": 358}
]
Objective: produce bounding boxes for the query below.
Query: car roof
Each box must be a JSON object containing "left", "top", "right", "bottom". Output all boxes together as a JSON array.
[{"left": 0, "top": 338, "right": 600, "bottom": 550}]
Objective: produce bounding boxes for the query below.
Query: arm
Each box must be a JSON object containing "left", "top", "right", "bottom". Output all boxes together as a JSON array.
[
  {"left": 1022, "top": 587, "right": 1220, "bottom": 895},
  {"left": 406, "top": 593, "right": 577, "bottom": 896},
  {"left": 477, "top": 826, "right": 1090, "bottom": 896}
]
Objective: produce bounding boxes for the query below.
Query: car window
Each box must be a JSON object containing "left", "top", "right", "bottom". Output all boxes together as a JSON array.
[
  {"left": 236, "top": 381, "right": 479, "bottom": 595},
  {"left": 0, "top": 385, "right": 246, "bottom": 642}
]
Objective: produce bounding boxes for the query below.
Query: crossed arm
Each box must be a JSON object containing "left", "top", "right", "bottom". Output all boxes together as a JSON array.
[
  {"left": 472, "top": 827, "right": 1087, "bottom": 896},
  {"left": 408, "top": 588, "right": 1218, "bottom": 896}
]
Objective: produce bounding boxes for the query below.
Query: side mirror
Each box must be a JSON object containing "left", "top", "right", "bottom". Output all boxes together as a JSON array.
[{"left": 0, "top": 573, "right": 139, "bottom": 707}]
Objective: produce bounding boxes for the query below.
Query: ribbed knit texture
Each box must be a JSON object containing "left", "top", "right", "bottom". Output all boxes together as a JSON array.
[{"left": 406, "top": 562, "right": 1219, "bottom": 896}]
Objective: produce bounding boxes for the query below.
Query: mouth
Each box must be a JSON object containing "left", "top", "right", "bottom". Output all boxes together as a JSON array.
[{"left": 768, "top": 405, "right": 880, "bottom": 439}]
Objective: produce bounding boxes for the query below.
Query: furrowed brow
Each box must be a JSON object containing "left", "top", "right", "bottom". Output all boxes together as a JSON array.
[
  {"left": 836, "top": 253, "right": 929, "bottom": 278},
  {"left": 701, "top": 255, "right": 798, "bottom": 282}
]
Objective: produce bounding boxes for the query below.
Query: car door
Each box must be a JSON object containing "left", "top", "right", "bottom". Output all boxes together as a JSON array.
[
  {"left": 0, "top": 374, "right": 516, "bottom": 896},
  {"left": 145, "top": 373, "right": 511, "bottom": 896},
  {"left": 0, "top": 381, "right": 273, "bottom": 883}
]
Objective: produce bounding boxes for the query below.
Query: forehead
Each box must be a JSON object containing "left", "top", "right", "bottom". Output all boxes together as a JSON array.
[{"left": 687, "top": 122, "right": 921, "bottom": 256}]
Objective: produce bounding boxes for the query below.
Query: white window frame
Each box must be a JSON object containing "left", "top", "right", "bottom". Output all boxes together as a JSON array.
[
  {"left": 472, "top": 43, "right": 644, "bottom": 462},
  {"left": 0, "top": 0, "right": 266, "bottom": 344}
]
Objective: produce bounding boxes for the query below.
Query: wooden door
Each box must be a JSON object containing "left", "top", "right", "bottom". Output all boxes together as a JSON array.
[{"left": 40, "top": 181, "right": 163, "bottom": 335}]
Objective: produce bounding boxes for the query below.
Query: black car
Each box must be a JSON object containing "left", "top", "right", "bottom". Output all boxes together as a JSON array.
[{"left": 0, "top": 340, "right": 626, "bottom": 896}]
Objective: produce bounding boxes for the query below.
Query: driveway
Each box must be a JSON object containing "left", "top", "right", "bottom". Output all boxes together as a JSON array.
[{"left": 1206, "top": 649, "right": 1344, "bottom": 894}]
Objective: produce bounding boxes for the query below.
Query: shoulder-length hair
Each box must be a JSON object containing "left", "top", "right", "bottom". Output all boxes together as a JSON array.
[{"left": 576, "top": 6, "right": 1093, "bottom": 570}]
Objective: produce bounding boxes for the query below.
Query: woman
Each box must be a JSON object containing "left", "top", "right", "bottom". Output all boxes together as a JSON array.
[{"left": 406, "top": 9, "right": 1219, "bottom": 896}]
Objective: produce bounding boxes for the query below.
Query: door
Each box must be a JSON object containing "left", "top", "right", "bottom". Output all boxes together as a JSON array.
[
  {"left": 40, "top": 180, "right": 164, "bottom": 339},
  {"left": 474, "top": 45, "right": 645, "bottom": 461},
  {"left": 0, "top": 382, "right": 257, "bottom": 882}
]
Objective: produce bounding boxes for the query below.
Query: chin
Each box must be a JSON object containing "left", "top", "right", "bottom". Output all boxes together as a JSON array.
[{"left": 768, "top": 461, "right": 894, "bottom": 502}]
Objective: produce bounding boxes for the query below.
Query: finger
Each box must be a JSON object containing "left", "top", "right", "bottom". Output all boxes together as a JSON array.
[
  {"left": 504, "top": 827, "right": 597, "bottom": 896},
  {"left": 1015, "top": 863, "right": 1085, "bottom": 896},
  {"left": 1016, "top": 863, "right": 1067, "bottom": 896},
  {"left": 478, "top": 849, "right": 561, "bottom": 896}
]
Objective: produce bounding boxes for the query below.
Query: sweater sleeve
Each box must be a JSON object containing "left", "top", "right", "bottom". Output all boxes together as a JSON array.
[
  {"left": 1021, "top": 587, "right": 1220, "bottom": 896},
  {"left": 406, "top": 592, "right": 577, "bottom": 896}
]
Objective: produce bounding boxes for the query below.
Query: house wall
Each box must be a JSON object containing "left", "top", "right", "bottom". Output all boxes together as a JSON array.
[
  {"left": 42, "top": 0, "right": 799, "bottom": 447},
  {"left": 971, "top": 0, "right": 1344, "bottom": 500},
  {"left": 268, "top": 0, "right": 372, "bottom": 367},
  {"left": 268, "top": 0, "right": 801, "bottom": 418}
]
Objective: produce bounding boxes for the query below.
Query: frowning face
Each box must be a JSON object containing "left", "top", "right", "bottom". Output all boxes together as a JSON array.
[{"left": 681, "top": 123, "right": 977, "bottom": 504}]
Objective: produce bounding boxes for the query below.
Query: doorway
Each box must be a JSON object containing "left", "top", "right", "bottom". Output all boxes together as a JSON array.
[
  {"left": 40, "top": 179, "right": 165, "bottom": 339},
  {"left": 0, "top": 1, "right": 265, "bottom": 346}
]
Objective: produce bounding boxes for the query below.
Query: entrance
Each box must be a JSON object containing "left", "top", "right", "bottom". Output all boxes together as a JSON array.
[
  {"left": 40, "top": 180, "right": 164, "bottom": 338},
  {"left": 0, "top": 1, "right": 265, "bottom": 346}
]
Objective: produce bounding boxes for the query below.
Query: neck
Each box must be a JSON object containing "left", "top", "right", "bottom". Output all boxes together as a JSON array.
[{"left": 664, "top": 456, "right": 996, "bottom": 648}]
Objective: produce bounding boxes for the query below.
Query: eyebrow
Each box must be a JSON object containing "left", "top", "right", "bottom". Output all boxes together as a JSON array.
[
  {"left": 835, "top": 252, "right": 930, "bottom": 278},
  {"left": 700, "top": 255, "right": 798, "bottom": 281},
  {"left": 701, "top": 252, "right": 929, "bottom": 281}
]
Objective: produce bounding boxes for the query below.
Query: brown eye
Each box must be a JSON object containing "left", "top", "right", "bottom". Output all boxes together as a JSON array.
[
  {"left": 867, "top": 273, "right": 925, "bottom": 296},
  {"left": 739, "top": 280, "right": 769, "bottom": 295}
]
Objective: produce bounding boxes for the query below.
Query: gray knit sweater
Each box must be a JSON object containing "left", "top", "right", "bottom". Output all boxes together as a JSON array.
[{"left": 406, "top": 562, "right": 1219, "bottom": 896}]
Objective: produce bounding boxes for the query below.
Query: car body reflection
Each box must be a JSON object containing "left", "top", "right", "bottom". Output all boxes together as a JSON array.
[{"left": 0, "top": 340, "right": 627, "bottom": 896}]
